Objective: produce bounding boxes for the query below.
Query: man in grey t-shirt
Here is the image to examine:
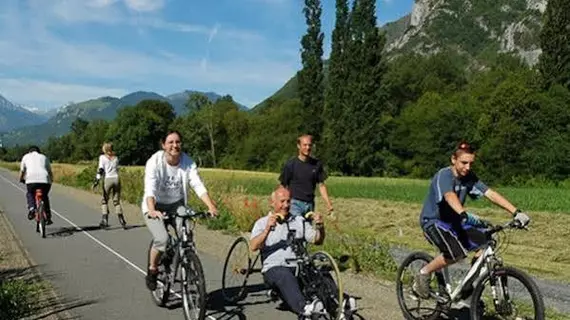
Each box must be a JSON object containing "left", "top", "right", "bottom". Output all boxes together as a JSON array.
[{"left": 250, "top": 186, "right": 326, "bottom": 318}]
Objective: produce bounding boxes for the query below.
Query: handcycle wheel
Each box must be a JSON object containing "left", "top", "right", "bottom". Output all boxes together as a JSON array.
[
  {"left": 470, "top": 266, "right": 545, "bottom": 320},
  {"left": 148, "top": 240, "right": 171, "bottom": 307},
  {"left": 396, "top": 251, "right": 446, "bottom": 320},
  {"left": 310, "top": 250, "right": 344, "bottom": 320},
  {"left": 181, "top": 250, "right": 207, "bottom": 320},
  {"left": 222, "top": 236, "right": 251, "bottom": 303}
]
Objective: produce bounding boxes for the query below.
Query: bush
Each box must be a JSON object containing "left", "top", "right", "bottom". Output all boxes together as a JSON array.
[{"left": 0, "top": 278, "right": 43, "bottom": 320}]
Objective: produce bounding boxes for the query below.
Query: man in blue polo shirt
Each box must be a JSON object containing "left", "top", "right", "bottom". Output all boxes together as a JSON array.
[
  {"left": 279, "top": 134, "right": 333, "bottom": 217},
  {"left": 413, "top": 141, "right": 530, "bottom": 304}
]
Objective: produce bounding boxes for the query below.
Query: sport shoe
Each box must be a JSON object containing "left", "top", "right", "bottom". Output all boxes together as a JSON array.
[
  {"left": 145, "top": 269, "right": 158, "bottom": 291},
  {"left": 46, "top": 219, "right": 54, "bottom": 225},
  {"left": 412, "top": 272, "right": 432, "bottom": 299},
  {"left": 27, "top": 209, "right": 35, "bottom": 220},
  {"left": 118, "top": 214, "right": 127, "bottom": 228},
  {"left": 343, "top": 296, "right": 357, "bottom": 312},
  {"left": 302, "top": 298, "right": 324, "bottom": 316}
]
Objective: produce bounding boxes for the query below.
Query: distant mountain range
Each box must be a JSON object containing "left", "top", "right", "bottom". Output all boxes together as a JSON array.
[{"left": 0, "top": 90, "right": 247, "bottom": 147}]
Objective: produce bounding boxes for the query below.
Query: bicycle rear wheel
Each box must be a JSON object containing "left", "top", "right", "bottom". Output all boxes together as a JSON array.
[
  {"left": 37, "top": 201, "right": 46, "bottom": 238},
  {"left": 310, "top": 250, "right": 343, "bottom": 320},
  {"left": 148, "top": 240, "right": 171, "bottom": 307},
  {"left": 470, "top": 266, "right": 545, "bottom": 320},
  {"left": 181, "top": 250, "right": 207, "bottom": 320},
  {"left": 396, "top": 252, "right": 446, "bottom": 320},
  {"left": 222, "top": 236, "right": 251, "bottom": 303}
]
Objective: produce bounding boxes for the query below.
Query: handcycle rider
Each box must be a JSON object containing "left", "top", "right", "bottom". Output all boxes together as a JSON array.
[
  {"left": 413, "top": 141, "right": 530, "bottom": 306},
  {"left": 142, "top": 130, "right": 218, "bottom": 290},
  {"left": 250, "top": 186, "right": 356, "bottom": 319}
]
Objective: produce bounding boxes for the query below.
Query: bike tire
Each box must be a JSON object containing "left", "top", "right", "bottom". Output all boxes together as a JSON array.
[
  {"left": 148, "top": 240, "right": 171, "bottom": 307},
  {"left": 470, "top": 266, "right": 545, "bottom": 320},
  {"left": 181, "top": 250, "right": 207, "bottom": 320},
  {"left": 222, "top": 236, "right": 251, "bottom": 303},
  {"left": 309, "top": 250, "right": 344, "bottom": 320},
  {"left": 38, "top": 201, "right": 46, "bottom": 238},
  {"left": 395, "top": 251, "right": 445, "bottom": 320}
]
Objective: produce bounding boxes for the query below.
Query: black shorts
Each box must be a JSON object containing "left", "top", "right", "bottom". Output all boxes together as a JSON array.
[{"left": 423, "top": 221, "right": 487, "bottom": 261}]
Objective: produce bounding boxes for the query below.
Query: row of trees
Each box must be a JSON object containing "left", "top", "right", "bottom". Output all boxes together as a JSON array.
[{"left": 1, "top": 0, "right": 570, "bottom": 186}]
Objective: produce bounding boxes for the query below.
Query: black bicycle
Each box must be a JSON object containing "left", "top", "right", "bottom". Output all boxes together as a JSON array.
[
  {"left": 147, "top": 207, "right": 211, "bottom": 320},
  {"left": 396, "top": 219, "right": 545, "bottom": 320}
]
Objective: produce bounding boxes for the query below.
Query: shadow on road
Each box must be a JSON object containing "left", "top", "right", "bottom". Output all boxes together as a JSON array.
[
  {"left": 48, "top": 223, "right": 145, "bottom": 237},
  {"left": 0, "top": 266, "right": 97, "bottom": 320}
]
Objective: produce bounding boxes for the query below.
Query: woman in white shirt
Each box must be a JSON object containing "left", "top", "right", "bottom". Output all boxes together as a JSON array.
[
  {"left": 143, "top": 130, "right": 218, "bottom": 291},
  {"left": 94, "top": 142, "right": 126, "bottom": 228}
]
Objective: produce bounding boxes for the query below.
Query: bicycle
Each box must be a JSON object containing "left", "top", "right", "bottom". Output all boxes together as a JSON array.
[
  {"left": 396, "top": 219, "right": 545, "bottom": 320},
  {"left": 34, "top": 188, "right": 48, "bottom": 238},
  {"left": 221, "top": 212, "right": 345, "bottom": 319},
  {"left": 147, "top": 207, "right": 211, "bottom": 320}
]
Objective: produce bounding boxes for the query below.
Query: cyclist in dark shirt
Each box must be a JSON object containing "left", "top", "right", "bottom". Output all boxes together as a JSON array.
[{"left": 279, "top": 134, "right": 333, "bottom": 217}]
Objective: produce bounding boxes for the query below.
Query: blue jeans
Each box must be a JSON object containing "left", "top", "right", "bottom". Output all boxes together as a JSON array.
[{"left": 289, "top": 198, "right": 315, "bottom": 217}]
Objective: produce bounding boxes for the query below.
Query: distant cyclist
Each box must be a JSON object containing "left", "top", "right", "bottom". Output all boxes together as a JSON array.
[
  {"left": 19, "top": 146, "right": 54, "bottom": 225},
  {"left": 142, "top": 130, "right": 218, "bottom": 290},
  {"left": 413, "top": 141, "right": 530, "bottom": 306},
  {"left": 93, "top": 142, "right": 126, "bottom": 228}
]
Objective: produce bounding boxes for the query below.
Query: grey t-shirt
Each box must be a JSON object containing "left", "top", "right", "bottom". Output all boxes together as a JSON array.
[
  {"left": 420, "top": 167, "right": 489, "bottom": 227},
  {"left": 250, "top": 213, "right": 317, "bottom": 273}
]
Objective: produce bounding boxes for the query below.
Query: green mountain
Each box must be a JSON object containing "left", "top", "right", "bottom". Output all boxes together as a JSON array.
[
  {"left": 0, "top": 90, "right": 245, "bottom": 147},
  {"left": 253, "top": 0, "right": 546, "bottom": 109}
]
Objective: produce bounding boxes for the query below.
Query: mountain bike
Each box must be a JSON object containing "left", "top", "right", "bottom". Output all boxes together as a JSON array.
[
  {"left": 222, "top": 213, "right": 346, "bottom": 319},
  {"left": 396, "top": 219, "right": 545, "bottom": 320},
  {"left": 147, "top": 207, "right": 211, "bottom": 320},
  {"left": 34, "top": 188, "right": 48, "bottom": 238}
]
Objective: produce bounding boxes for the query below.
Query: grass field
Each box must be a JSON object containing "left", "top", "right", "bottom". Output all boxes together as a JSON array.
[{"left": 3, "top": 161, "right": 570, "bottom": 286}]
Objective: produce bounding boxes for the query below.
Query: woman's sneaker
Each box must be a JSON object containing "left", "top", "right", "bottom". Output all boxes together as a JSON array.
[{"left": 145, "top": 269, "right": 158, "bottom": 291}]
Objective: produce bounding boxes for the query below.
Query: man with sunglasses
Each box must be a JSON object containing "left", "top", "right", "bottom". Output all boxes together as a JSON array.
[{"left": 412, "top": 141, "right": 530, "bottom": 308}]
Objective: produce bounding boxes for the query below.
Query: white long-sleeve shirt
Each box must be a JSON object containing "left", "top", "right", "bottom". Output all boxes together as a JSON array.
[
  {"left": 97, "top": 155, "right": 119, "bottom": 179},
  {"left": 20, "top": 151, "right": 52, "bottom": 184},
  {"left": 141, "top": 151, "right": 207, "bottom": 213}
]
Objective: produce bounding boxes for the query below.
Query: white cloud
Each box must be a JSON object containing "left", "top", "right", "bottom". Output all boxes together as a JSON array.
[
  {"left": 123, "top": 0, "right": 165, "bottom": 12},
  {"left": 0, "top": 78, "right": 128, "bottom": 107}
]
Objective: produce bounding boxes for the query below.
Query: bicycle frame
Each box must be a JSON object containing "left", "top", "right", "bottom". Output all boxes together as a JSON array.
[
  {"left": 163, "top": 214, "right": 198, "bottom": 285},
  {"left": 440, "top": 244, "right": 495, "bottom": 302}
]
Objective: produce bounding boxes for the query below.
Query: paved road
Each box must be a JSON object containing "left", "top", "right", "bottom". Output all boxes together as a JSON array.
[{"left": 0, "top": 169, "right": 293, "bottom": 320}]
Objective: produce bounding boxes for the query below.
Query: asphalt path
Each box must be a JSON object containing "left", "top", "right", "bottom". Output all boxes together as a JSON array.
[{"left": 0, "top": 169, "right": 293, "bottom": 320}]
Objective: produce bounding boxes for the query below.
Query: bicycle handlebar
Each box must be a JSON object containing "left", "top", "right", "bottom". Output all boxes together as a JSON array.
[
  {"left": 162, "top": 208, "right": 213, "bottom": 220},
  {"left": 485, "top": 219, "right": 528, "bottom": 235}
]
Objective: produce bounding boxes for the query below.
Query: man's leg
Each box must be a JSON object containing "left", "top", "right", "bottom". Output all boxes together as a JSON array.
[
  {"left": 413, "top": 222, "right": 467, "bottom": 299},
  {"left": 264, "top": 267, "right": 307, "bottom": 315},
  {"left": 25, "top": 183, "right": 37, "bottom": 220}
]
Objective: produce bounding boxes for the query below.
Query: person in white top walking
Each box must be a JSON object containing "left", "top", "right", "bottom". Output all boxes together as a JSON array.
[
  {"left": 142, "top": 130, "right": 218, "bottom": 290},
  {"left": 93, "top": 142, "right": 126, "bottom": 229},
  {"left": 18, "top": 146, "right": 54, "bottom": 224}
]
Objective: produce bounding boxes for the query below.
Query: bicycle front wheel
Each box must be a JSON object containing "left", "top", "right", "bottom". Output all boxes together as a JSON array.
[
  {"left": 310, "top": 250, "right": 343, "bottom": 320},
  {"left": 470, "top": 266, "right": 545, "bottom": 320},
  {"left": 181, "top": 250, "right": 207, "bottom": 320}
]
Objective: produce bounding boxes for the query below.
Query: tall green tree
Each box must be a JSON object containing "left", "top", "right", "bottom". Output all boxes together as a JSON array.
[
  {"left": 298, "top": 0, "right": 325, "bottom": 140},
  {"left": 538, "top": 0, "right": 570, "bottom": 89},
  {"left": 342, "top": 0, "right": 388, "bottom": 175},
  {"left": 323, "top": 0, "right": 350, "bottom": 170}
]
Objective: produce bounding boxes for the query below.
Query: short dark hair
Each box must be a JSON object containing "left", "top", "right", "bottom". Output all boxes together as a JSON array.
[{"left": 29, "top": 145, "right": 40, "bottom": 153}]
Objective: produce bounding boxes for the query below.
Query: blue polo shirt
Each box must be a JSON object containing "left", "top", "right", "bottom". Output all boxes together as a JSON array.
[{"left": 420, "top": 167, "right": 489, "bottom": 227}]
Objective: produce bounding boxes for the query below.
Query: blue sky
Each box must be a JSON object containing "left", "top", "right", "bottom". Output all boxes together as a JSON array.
[{"left": 0, "top": 0, "right": 413, "bottom": 110}]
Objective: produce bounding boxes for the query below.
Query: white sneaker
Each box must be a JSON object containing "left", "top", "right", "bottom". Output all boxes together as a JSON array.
[
  {"left": 303, "top": 298, "right": 324, "bottom": 316},
  {"left": 343, "top": 296, "right": 357, "bottom": 312}
]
